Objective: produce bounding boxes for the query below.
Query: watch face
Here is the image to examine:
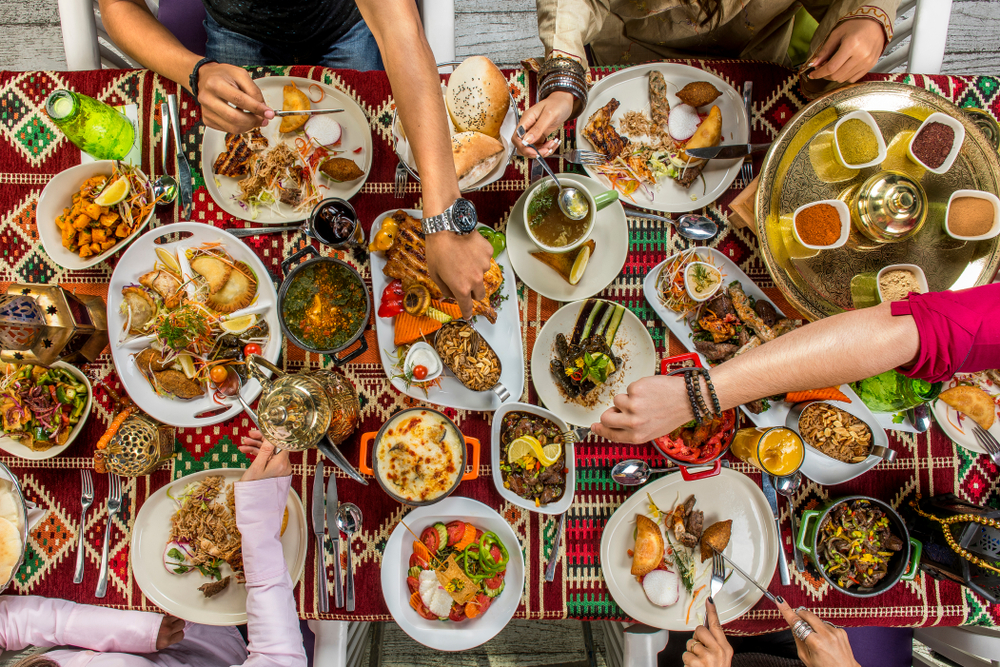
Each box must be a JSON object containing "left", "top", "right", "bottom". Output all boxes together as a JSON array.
[{"left": 451, "top": 198, "right": 478, "bottom": 233}]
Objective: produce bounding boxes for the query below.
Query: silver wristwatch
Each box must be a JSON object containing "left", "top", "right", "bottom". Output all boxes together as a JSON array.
[{"left": 421, "top": 198, "right": 478, "bottom": 235}]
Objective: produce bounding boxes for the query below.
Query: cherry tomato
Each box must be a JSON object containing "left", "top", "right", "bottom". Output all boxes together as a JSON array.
[
  {"left": 413, "top": 365, "right": 428, "bottom": 380},
  {"left": 209, "top": 365, "right": 229, "bottom": 385},
  {"left": 244, "top": 343, "right": 262, "bottom": 357}
]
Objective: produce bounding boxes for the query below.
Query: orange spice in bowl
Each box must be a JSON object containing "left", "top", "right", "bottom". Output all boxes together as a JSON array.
[{"left": 794, "top": 203, "right": 841, "bottom": 246}]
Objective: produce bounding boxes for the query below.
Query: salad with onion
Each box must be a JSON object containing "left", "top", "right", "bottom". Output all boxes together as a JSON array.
[{"left": 0, "top": 364, "right": 88, "bottom": 451}]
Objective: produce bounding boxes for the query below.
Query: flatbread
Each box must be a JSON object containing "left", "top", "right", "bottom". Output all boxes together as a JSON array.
[
  {"left": 0, "top": 516, "right": 22, "bottom": 570},
  {"left": 0, "top": 488, "right": 20, "bottom": 530}
]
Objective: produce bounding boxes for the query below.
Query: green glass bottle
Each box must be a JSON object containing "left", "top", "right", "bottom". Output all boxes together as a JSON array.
[
  {"left": 45, "top": 90, "right": 135, "bottom": 160},
  {"left": 851, "top": 370, "right": 942, "bottom": 413}
]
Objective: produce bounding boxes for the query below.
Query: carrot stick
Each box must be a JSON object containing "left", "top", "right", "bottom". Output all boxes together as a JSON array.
[{"left": 96, "top": 405, "right": 136, "bottom": 450}]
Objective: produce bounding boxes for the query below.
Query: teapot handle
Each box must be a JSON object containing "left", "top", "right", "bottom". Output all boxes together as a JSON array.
[{"left": 246, "top": 354, "right": 283, "bottom": 388}]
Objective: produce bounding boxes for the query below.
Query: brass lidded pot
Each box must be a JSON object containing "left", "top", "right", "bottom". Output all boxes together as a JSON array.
[
  {"left": 246, "top": 355, "right": 332, "bottom": 452},
  {"left": 851, "top": 170, "right": 927, "bottom": 244}
]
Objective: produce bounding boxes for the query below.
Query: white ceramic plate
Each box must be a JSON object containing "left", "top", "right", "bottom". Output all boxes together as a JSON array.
[
  {"left": 0, "top": 461, "right": 28, "bottom": 593},
  {"left": 0, "top": 362, "right": 93, "bottom": 460},
  {"left": 369, "top": 210, "right": 524, "bottom": 411},
  {"left": 130, "top": 468, "right": 307, "bottom": 625},
  {"left": 202, "top": 76, "right": 373, "bottom": 223},
  {"left": 380, "top": 497, "right": 525, "bottom": 651},
  {"left": 931, "top": 373, "right": 1000, "bottom": 455},
  {"left": 530, "top": 299, "right": 656, "bottom": 427},
  {"left": 37, "top": 161, "right": 156, "bottom": 270},
  {"left": 107, "top": 223, "right": 282, "bottom": 428},
  {"left": 490, "top": 402, "right": 575, "bottom": 515},
  {"left": 506, "top": 173, "right": 629, "bottom": 301},
  {"left": 600, "top": 467, "right": 777, "bottom": 630},
  {"left": 576, "top": 63, "right": 749, "bottom": 213}
]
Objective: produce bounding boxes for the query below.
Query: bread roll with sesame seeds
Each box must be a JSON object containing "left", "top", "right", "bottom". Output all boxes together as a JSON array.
[{"left": 446, "top": 56, "right": 510, "bottom": 139}]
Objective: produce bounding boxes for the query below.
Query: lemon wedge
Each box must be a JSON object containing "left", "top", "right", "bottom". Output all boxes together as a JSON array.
[
  {"left": 177, "top": 353, "right": 196, "bottom": 379},
  {"left": 156, "top": 247, "right": 181, "bottom": 274},
  {"left": 507, "top": 435, "right": 562, "bottom": 467},
  {"left": 221, "top": 313, "right": 256, "bottom": 333},
  {"left": 569, "top": 245, "right": 591, "bottom": 285},
  {"left": 94, "top": 176, "right": 130, "bottom": 206}
]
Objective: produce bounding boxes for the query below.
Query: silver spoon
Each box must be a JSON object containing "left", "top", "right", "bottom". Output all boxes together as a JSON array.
[
  {"left": 772, "top": 471, "right": 803, "bottom": 495},
  {"left": 907, "top": 403, "right": 931, "bottom": 433},
  {"left": 153, "top": 103, "right": 178, "bottom": 205},
  {"left": 523, "top": 142, "right": 589, "bottom": 221},
  {"left": 623, "top": 208, "right": 718, "bottom": 240},
  {"left": 337, "top": 502, "right": 361, "bottom": 613},
  {"left": 611, "top": 459, "right": 678, "bottom": 486}
]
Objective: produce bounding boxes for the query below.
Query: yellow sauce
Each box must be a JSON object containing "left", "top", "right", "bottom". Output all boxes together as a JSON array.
[{"left": 731, "top": 426, "right": 804, "bottom": 477}]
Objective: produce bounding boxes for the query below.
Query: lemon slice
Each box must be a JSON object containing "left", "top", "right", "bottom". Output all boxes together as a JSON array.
[
  {"left": 221, "top": 313, "right": 256, "bottom": 334},
  {"left": 94, "top": 176, "right": 130, "bottom": 206},
  {"left": 507, "top": 435, "right": 562, "bottom": 467},
  {"left": 177, "top": 353, "right": 196, "bottom": 379},
  {"left": 540, "top": 443, "right": 562, "bottom": 466},
  {"left": 569, "top": 245, "right": 591, "bottom": 285},
  {"left": 156, "top": 247, "right": 181, "bottom": 274}
]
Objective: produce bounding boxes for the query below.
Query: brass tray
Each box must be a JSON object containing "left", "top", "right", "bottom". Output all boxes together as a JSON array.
[{"left": 755, "top": 82, "right": 1000, "bottom": 320}]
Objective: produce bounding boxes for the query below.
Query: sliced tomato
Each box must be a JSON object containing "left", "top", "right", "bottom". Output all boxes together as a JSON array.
[
  {"left": 475, "top": 529, "right": 484, "bottom": 542},
  {"left": 449, "top": 603, "right": 467, "bottom": 622},
  {"left": 420, "top": 527, "right": 440, "bottom": 553},
  {"left": 490, "top": 544, "right": 502, "bottom": 563},
  {"left": 477, "top": 592, "right": 493, "bottom": 614},
  {"left": 409, "top": 553, "right": 429, "bottom": 570},
  {"left": 445, "top": 520, "right": 466, "bottom": 546},
  {"left": 484, "top": 573, "right": 504, "bottom": 590},
  {"left": 407, "top": 576, "right": 420, "bottom": 595},
  {"left": 412, "top": 595, "right": 438, "bottom": 621}
]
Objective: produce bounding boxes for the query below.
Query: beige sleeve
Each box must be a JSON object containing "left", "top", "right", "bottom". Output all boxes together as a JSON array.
[
  {"left": 536, "top": 0, "right": 613, "bottom": 63},
  {"left": 803, "top": 0, "right": 899, "bottom": 56}
]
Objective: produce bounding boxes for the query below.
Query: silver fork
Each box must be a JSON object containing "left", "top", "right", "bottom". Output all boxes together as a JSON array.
[
  {"left": 95, "top": 474, "right": 123, "bottom": 598},
  {"left": 739, "top": 82, "right": 754, "bottom": 187},
  {"left": 972, "top": 424, "right": 1000, "bottom": 466},
  {"left": 711, "top": 550, "right": 726, "bottom": 600},
  {"left": 553, "top": 149, "right": 608, "bottom": 166},
  {"left": 394, "top": 162, "right": 408, "bottom": 198},
  {"left": 73, "top": 470, "right": 94, "bottom": 584}
]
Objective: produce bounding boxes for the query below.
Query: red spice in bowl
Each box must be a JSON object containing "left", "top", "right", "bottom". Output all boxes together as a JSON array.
[{"left": 911, "top": 121, "right": 955, "bottom": 169}]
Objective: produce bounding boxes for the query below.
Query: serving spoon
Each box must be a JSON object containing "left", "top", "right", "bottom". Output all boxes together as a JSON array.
[
  {"left": 610, "top": 459, "right": 679, "bottom": 486},
  {"left": 623, "top": 208, "right": 718, "bottom": 241}
]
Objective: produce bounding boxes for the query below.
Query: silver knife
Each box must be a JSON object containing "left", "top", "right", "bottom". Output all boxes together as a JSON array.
[
  {"left": 544, "top": 511, "right": 567, "bottom": 582},
  {"left": 271, "top": 108, "right": 345, "bottom": 117},
  {"left": 311, "top": 460, "right": 330, "bottom": 613},
  {"left": 326, "top": 463, "right": 344, "bottom": 609},
  {"left": 684, "top": 143, "right": 771, "bottom": 160},
  {"left": 166, "top": 94, "right": 192, "bottom": 219},
  {"left": 762, "top": 474, "right": 791, "bottom": 586}
]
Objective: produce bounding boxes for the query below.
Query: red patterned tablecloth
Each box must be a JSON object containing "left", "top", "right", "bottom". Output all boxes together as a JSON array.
[{"left": 0, "top": 62, "right": 997, "bottom": 633}]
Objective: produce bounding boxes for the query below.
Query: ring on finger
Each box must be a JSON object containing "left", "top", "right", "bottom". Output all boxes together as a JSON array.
[{"left": 791, "top": 620, "right": 815, "bottom": 642}]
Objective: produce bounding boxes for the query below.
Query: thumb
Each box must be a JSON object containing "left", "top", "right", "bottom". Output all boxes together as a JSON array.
[{"left": 228, "top": 68, "right": 273, "bottom": 118}]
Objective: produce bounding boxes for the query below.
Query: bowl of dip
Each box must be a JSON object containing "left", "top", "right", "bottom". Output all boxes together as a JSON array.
[
  {"left": 358, "top": 407, "right": 480, "bottom": 505},
  {"left": 684, "top": 261, "right": 723, "bottom": 302}
]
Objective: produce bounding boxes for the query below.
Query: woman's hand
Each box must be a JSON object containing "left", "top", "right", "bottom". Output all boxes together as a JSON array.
[
  {"left": 808, "top": 18, "right": 886, "bottom": 84},
  {"left": 682, "top": 599, "right": 733, "bottom": 667},
  {"left": 512, "top": 91, "right": 576, "bottom": 157},
  {"left": 592, "top": 375, "right": 693, "bottom": 443},
  {"left": 239, "top": 430, "right": 291, "bottom": 481},
  {"left": 156, "top": 614, "right": 185, "bottom": 650},
  {"left": 197, "top": 63, "right": 275, "bottom": 134},
  {"left": 778, "top": 600, "right": 860, "bottom": 667}
]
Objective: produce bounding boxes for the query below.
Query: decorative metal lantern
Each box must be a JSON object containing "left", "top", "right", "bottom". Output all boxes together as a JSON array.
[
  {"left": 0, "top": 284, "right": 108, "bottom": 367},
  {"left": 96, "top": 412, "right": 175, "bottom": 477}
]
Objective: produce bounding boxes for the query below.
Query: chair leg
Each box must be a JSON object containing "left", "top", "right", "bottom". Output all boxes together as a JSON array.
[
  {"left": 623, "top": 624, "right": 670, "bottom": 667},
  {"left": 57, "top": 0, "right": 101, "bottom": 70},
  {"left": 308, "top": 619, "right": 349, "bottom": 667},
  {"left": 417, "top": 0, "right": 455, "bottom": 63}
]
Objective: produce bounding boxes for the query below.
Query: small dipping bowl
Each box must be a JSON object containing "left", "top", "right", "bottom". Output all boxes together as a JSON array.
[
  {"left": 403, "top": 342, "right": 443, "bottom": 382},
  {"left": 791, "top": 199, "right": 851, "bottom": 250},
  {"left": 944, "top": 189, "right": 1000, "bottom": 241},
  {"left": 833, "top": 110, "right": 887, "bottom": 170},
  {"left": 876, "top": 264, "right": 928, "bottom": 303},
  {"left": 684, "top": 261, "right": 723, "bottom": 302},
  {"left": 907, "top": 112, "right": 965, "bottom": 175}
]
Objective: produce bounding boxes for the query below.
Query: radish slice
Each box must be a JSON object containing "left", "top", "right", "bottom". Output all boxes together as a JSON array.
[
  {"left": 164, "top": 540, "right": 196, "bottom": 575},
  {"left": 305, "top": 115, "right": 342, "bottom": 147},
  {"left": 669, "top": 105, "right": 700, "bottom": 142},
  {"left": 642, "top": 569, "right": 680, "bottom": 607}
]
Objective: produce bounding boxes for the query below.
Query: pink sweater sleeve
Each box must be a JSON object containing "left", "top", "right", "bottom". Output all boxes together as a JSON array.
[
  {"left": 235, "top": 476, "right": 307, "bottom": 667},
  {"left": 0, "top": 596, "right": 160, "bottom": 653}
]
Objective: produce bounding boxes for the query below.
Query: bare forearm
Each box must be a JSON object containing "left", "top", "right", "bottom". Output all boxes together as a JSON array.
[{"left": 98, "top": 0, "right": 200, "bottom": 90}]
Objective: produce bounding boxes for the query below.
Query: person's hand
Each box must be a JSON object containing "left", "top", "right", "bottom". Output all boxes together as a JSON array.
[
  {"left": 777, "top": 600, "right": 861, "bottom": 667},
  {"left": 682, "top": 599, "right": 733, "bottom": 667},
  {"left": 425, "top": 231, "right": 494, "bottom": 319},
  {"left": 156, "top": 614, "right": 185, "bottom": 650},
  {"left": 239, "top": 430, "right": 291, "bottom": 482},
  {"left": 808, "top": 18, "right": 886, "bottom": 84},
  {"left": 196, "top": 63, "right": 275, "bottom": 134},
  {"left": 592, "top": 375, "right": 692, "bottom": 443},
  {"left": 512, "top": 91, "right": 575, "bottom": 157}
]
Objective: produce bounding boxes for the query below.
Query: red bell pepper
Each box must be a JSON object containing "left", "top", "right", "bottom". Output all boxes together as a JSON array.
[{"left": 378, "top": 280, "right": 404, "bottom": 318}]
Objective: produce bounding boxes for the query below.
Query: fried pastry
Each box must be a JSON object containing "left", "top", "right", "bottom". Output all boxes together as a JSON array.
[
  {"left": 631, "top": 514, "right": 665, "bottom": 577},
  {"left": 191, "top": 252, "right": 234, "bottom": 295},
  {"left": 139, "top": 269, "right": 183, "bottom": 310},
  {"left": 700, "top": 519, "right": 732, "bottom": 562},
  {"left": 208, "top": 261, "right": 258, "bottom": 314},
  {"left": 939, "top": 385, "right": 996, "bottom": 430},
  {"left": 121, "top": 287, "right": 156, "bottom": 334}
]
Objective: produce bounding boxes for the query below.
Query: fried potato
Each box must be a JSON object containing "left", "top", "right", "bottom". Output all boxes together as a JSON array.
[
  {"left": 631, "top": 514, "right": 665, "bottom": 577},
  {"left": 279, "top": 82, "right": 310, "bottom": 133},
  {"left": 676, "top": 81, "right": 721, "bottom": 108},
  {"left": 700, "top": 519, "right": 732, "bottom": 562},
  {"left": 940, "top": 385, "right": 996, "bottom": 430}
]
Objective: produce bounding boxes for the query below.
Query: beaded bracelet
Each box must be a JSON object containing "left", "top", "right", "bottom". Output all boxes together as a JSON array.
[
  {"left": 692, "top": 367, "right": 722, "bottom": 416},
  {"left": 682, "top": 371, "right": 706, "bottom": 422},
  {"left": 189, "top": 57, "right": 217, "bottom": 100}
]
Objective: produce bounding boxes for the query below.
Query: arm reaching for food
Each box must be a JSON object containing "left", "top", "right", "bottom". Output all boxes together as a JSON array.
[{"left": 801, "top": 0, "right": 896, "bottom": 84}]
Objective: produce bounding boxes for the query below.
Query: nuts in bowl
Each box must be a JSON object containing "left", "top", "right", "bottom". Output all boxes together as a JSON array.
[
  {"left": 434, "top": 321, "right": 502, "bottom": 392},
  {"left": 796, "top": 402, "right": 872, "bottom": 463}
]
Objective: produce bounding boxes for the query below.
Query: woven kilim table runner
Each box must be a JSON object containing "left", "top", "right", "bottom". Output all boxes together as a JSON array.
[{"left": 0, "top": 63, "right": 997, "bottom": 633}]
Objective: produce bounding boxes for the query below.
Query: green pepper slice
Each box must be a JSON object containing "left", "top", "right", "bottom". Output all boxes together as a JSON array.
[
  {"left": 477, "top": 228, "right": 507, "bottom": 259},
  {"left": 478, "top": 532, "right": 509, "bottom": 572}
]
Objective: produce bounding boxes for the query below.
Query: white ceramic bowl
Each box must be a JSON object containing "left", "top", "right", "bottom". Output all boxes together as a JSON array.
[
  {"left": 0, "top": 461, "right": 27, "bottom": 593},
  {"left": 37, "top": 161, "right": 155, "bottom": 270},
  {"left": 683, "top": 261, "right": 724, "bottom": 302},
  {"left": 833, "top": 110, "right": 887, "bottom": 169},
  {"left": 876, "top": 264, "right": 929, "bottom": 303},
  {"left": 522, "top": 176, "right": 597, "bottom": 254},
  {"left": 907, "top": 112, "right": 965, "bottom": 174},
  {"left": 791, "top": 199, "right": 851, "bottom": 250},
  {"left": 0, "top": 361, "right": 93, "bottom": 460},
  {"left": 403, "top": 342, "right": 443, "bottom": 382},
  {"left": 944, "top": 189, "right": 1000, "bottom": 241},
  {"left": 490, "top": 402, "right": 575, "bottom": 515}
]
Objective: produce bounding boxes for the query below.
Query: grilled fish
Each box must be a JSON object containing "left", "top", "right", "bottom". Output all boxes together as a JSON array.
[
  {"left": 213, "top": 133, "right": 254, "bottom": 178},
  {"left": 582, "top": 99, "right": 629, "bottom": 160}
]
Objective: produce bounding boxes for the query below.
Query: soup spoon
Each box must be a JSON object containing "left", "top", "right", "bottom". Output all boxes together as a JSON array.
[
  {"left": 624, "top": 208, "right": 718, "bottom": 241},
  {"left": 610, "top": 459, "right": 679, "bottom": 486},
  {"left": 523, "top": 142, "right": 590, "bottom": 221},
  {"left": 153, "top": 103, "right": 178, "bottom": 205},
  {"left": 337, "top": 503, "right": 362, "bottom": 613}
]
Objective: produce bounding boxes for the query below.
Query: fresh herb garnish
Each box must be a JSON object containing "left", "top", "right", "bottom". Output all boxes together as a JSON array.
[{"left": 527, "top": 190, "right": 554, "bottom": 226}]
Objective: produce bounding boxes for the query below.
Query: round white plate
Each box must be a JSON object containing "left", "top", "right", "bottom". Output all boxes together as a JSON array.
[
  {"left": 369, "top": 210, "right": 524, "bottom": 411},
  {"left": 530, "top": 299, "right": 656, "bottom": 427},
  {"left": 37, "top": 161, "right": 156, "bottom": 270},
  {"left": 107, "top": 223, "right": 282, "bottom": 428},
  {"left": 0, "top": 362, "right": 93, "bottom": 460},
  {"left": 600, "top": 467, "right": 778, "bottom": 630},
  {"left": 576, "top": 63, "right": 749, "bottom": 213},
  {"left": 130, "top": 468, "right": 307, "bottom": 625},
  {"left": 931, "top": 373, "right": 1000, "bottom": 455},
  {"left": 202, "top": 76, "right": 373, "bottom": 223},
  {"left": 506, "top": 173, "right": 629, "bottom": 301},
  {"left": 380, "top": 497, "right": 525, "bottom": 652}
]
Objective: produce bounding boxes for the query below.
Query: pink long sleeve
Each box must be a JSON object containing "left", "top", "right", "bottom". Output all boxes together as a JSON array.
[
  {"left": 234, "top": 476, "right": 307, "bottom": 667},
  {"left": 0, "top": 596, "right": 160, "bottom": 654}
]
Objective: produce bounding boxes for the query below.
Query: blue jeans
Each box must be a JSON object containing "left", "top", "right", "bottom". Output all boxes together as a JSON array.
[{"left": 204, "top": 13, "right": 384, "bottom": 71}]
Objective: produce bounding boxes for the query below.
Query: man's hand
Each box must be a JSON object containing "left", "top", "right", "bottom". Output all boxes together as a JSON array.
[
  {"left": 808, "top": 18, "right": 887, "bottom": 84},
  {"left": 513, "top": 91, "right": 575, "bottom": 157},
  {"left": 239, "top": 430, "right": 292, "bottom": 481},
  {"left": 197, "top": 63, "right": 275, "bottom": 133},
  {"left": 426, "top": 231, "right": 494, "bottom": 319},
  {"left": 682, "top": 600, "right": 734, "bottom": 667},
  {"left": 156, "top": 614, "right": 185, "bottom": 650},
  {"left": 778, "top": 601, "right": 861, "bottom": 667},
  {"left": 592, "top": 375, "right": 692, "bottom": 443}
]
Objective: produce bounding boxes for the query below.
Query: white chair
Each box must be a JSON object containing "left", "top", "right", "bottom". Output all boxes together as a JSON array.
[
  {"left": 308, "top": 619, "right": 372, "bottom": 667},
  {"left": 873, "top": 0, "right": 953, "bottom": 74},
  {"left": 914, "top": 626, "right": 1000, "bottom": 667},
  {"left": 599, "top": 620, "right": 670, "bottom": 667}
]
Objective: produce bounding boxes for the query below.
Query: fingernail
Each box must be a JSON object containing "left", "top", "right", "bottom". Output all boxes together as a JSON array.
[
  {"left": 797, "top": 606, "right": 807, "bottom": 612},
  {"left": 524, "top": 134, "right": 532, "bottom": 144},
  {"left": 707, "top": 596, "right": 714, "bottom": 605},
  {"left": 776, "top": 596, "right": 785, "bottom": 604},
  {"left": 516, "top": 125, "right": 525, "bottom": 138}
]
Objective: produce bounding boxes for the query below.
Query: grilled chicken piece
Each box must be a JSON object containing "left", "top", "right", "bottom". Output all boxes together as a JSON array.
[
  {"left": 213, "top": 133, "right": 254, "bottom": 178},
  {"left": 582, "top": 99, "right": 629, "bottom": 160},
  {"left": 246, "top": 128, "right": 269, "bottom": 151},
  {"left": 383, "top": 210, "right": 499, "bottom": 323}
]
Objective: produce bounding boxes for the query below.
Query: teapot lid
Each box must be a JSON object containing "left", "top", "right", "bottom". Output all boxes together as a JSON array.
[{"left": 256, "top": 373, "right": 332, "bottom": 451}]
